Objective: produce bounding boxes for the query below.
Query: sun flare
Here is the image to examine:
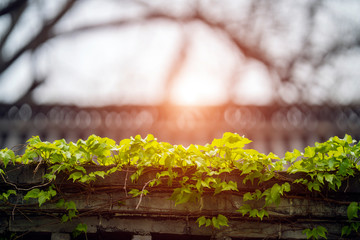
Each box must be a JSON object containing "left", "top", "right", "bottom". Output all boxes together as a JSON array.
[{"left": 170, "top": 76, "right": 225, "bottom": 106}]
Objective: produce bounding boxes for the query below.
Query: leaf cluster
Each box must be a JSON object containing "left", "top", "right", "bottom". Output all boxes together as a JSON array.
[
  {"left": 196, "top": 214, "right": 229, "bottom": 229},
  {"left": 302, "top": 226, "right": 328, "bottom": 239}
]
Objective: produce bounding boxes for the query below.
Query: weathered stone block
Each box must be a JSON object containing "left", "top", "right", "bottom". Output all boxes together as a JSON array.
[{"left": 51, "top": 232, "right": 71, "bottom": 240}]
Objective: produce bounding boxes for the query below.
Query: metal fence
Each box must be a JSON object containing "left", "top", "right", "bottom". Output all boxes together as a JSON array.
[{"left": 1, "top": 103, "right": 360, "bottom": 157}]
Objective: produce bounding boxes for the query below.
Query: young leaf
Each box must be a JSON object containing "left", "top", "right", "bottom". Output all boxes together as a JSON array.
[
  {"left": 243, "top": 192, "right": 254, "bottom": 201},
  {"left": 0, "top": 189, "right": 16, "bottom": 201},
  {"left": 94, "top": 171, "right": 105, "bottom": 178},
  {"left": 205, "top": 219, "right": 212, "bottom": 227},
  {"left": 73, "top": 223, "right": 87, "bottom": 238},
  {"left": 68, "top": 172, "right": 83, "bottom": 182},
  {"left": 24, "top": 188, "right": 40, "bottom": 201},
  {"left": 61, "top": 214, "right": 69, "bottom": 223},
  {"left": 75, "top": 223, "right": 87, "bottom": 233},
  {"left": 323, "top": 173, "right": 334, "bottom": 184},
  {"left": 74, "top": 166, "right": 86, "bottom": 173},
  {"left": 196, "top": 216, "right": 206, "bottom": 227},
  {"left": 0, "top": 148, "right": 15, "bottom": 168},
  {"left": 304, "top": 146, "right": 315, "bottom": 158},
  {"left": 316, "top": 226, "right": 328, "bottom": 239},
  {"left": 65, "top": 200, "right": 77, "bottom": 210},
  {"left": 38, "top": 194, "right": 48, "bottom": 206},
  {"left": 128, "top": 189, "right": 141, "bottom": 197},
  {"left": 257, "top": 209, "right": 268, "bottom": 220},
  {"left": 236, "top": 204, "right": 252, "bottom": 216},
  {"left": 217, "top": 214, "right": 229, "bottom": 227},
  {"left": 212, "top": 216, "right": 220, "bottom": 229}
]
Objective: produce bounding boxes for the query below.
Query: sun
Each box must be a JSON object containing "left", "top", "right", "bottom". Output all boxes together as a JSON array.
[
  {"left": 170, "top": 76, "right": 226, "bottom": 106},
  {"left": 172, "top": 79, "right": 201, "bottom": 105}
]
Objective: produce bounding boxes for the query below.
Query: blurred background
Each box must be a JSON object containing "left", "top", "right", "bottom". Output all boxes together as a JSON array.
[{"left": 1, "top": 0, "right": 360, "bottom": 156}]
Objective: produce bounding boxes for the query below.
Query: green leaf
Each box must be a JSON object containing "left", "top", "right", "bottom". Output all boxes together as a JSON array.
[
  {"left": 74, "top": 166, "right": 86, "bottom": 173},
  {"left": 257, "top": 209, "right": 268, "bottom": 220},
  {"left": 75, "top": 223, "right": 87, "bottom": 233},
  {"left": 26, "top": 136, "right": 42, "bottom": 145},
  {"left": 48, "top": 186, "right": 57, "bottom": 197},
  {"left": 93, "top": 171, "right": 105, "bottom": 178},
  {"left": 327, "top": 158, "right": 336, "bottom": 169},
  {"left": 65, "top": 201, "right": 77, "bottom": 210},
  {"left": 303, "top": 226, "right": 328, "bottom": 239},
  {"left": 341, "top": 225, "right": 351, "bottom": 236},
  {"left": 267, "top": 183, "right": 281, "bottom": 205},
  {"left": 217, "top": 214, "right": 229, "bottom": 227},
  {"left": 73, "top": 223, "right": 87, "bottom": 238},
  {"left": 205, "top": 219, "right": 212, "bottom": 227},
  {"left": 68, "top": 172, "right": 83, "bottom": 182},
  {"left": 236, "top": 204, "right": 252, "bottom": 216},
  {"left": 24, "top": 188, "right": 40, "bottom": 201},
  {"left": 38, "top": 194, "right": 48, "bottom": 206},
  {"left": 316, "top": 173, "right": 324, "bottom": 185},
  {"left": 352, "top": 222, "right": 360, "bottom": 232},
  {"left": 196, "top": 216, "right": 206, "bottom": 227},
  {"left": 212, "top": 216, "right": 220, "bottom": 229},
  {"left": 243, "top": 192, "right": 254, "bottom": 201},
  {"left": 304, "top": 146, "right": 316, "bottom": 158},
  {"left": 0, "top": 189, "right": 16, "bottom": 201},
  {"left": 61, "top": 214, "right": 69, "bottom": 223},
  {"left": 68, "top": 209, "right": 77, "bottom": 219},
  {"left": 324, "top": 173, "right": 334, "bottom": 184},
  {"left": 129, "top": 189, "right": 141, "bottom": 197},
  {"left": 56, "top": 199, "right": 65, "bottom": 208},
  {"left": 249, "top": 209, "right": 258, "bottom": 218},
  {"left": 285, "top": 149, "right": 302, "bottom": 163},
  {"left": 0, "top": 149, "right": 15, "bottom": 168},
  {"left": 347, "top": 202, "right": 359, "bottom": 221},
  {"left": 307, "top": 181, "right": 321, "bottom": 192},
  {"left": 302, "top": 229, "right": 312, "bottom": 239},
  {"left": 175, "top": 192, "right": 192, "bottom": 205},
  {"left": 79, "top": 175, "right": 95, "bottom": 183},
  {"left": 282, "top": 182, "right": 291, "bottom": 193},
  {"left": 344, "top": 134, "right": 353, "bottom": 144},
  {"left": 316, "top": 226, "right": 328, "bottom": 239}
]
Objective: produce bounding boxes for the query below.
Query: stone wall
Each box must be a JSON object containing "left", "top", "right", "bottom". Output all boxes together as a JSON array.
[{"left": 1, "top": 164, "right": 359, "bottom": 239}]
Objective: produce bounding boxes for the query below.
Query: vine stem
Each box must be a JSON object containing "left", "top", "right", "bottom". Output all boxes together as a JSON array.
[
  {"left": 12, "top": 201, "right": 16, "bottom": 221},
  {"left": 33, "top": 159, "right": 43, "bottom": 174},
  {"left": 124, "top": 167, "right": 129, "bottom": 197},
  {"left": 0, "top": 164, "right": 62, "bottom": 191},
  {"left": 0, "top": 171, "right": 52, "bottom": 191},
  {"left": 135, "top": 179, "right": 153, "bottom": 210}
]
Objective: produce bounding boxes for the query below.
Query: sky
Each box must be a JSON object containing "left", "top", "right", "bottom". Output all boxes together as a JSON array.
[{"left": 0, "top": 0, "right": 360, "bottom": 106}]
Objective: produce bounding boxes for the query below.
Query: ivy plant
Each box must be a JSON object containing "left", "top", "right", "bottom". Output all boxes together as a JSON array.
[{"left": 0, "top": 132, "right": 359, "bottom": 239}]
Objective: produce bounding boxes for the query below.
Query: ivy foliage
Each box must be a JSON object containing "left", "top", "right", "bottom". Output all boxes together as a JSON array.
[{"left": 0, "top": 133, "right": 360, "bottom": 239}]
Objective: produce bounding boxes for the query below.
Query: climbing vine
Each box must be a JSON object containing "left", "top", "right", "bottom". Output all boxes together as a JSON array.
[{"left": 0, "top": 132, "right": 360, "bottom": 239}]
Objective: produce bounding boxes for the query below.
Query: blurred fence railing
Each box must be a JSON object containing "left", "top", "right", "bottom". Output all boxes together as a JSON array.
[{"left": 1, "top": 103, "right": 360, "bottom": 156}]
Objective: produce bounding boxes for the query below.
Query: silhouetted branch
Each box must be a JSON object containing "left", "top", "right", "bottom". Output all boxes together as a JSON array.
[
  {"left": 1, "top": 0, "right": 360, "bottom": 105},
  {"left": 0, "top": 0, "right": 27, "bottom": 54},
  {"left": 0, "top": 0, "right": 76, "bottom": 74},
  {"left": 0, "top": 0, "right": 27, "bottom": 16}
]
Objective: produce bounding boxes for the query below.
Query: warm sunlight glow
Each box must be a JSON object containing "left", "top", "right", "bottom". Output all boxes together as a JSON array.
[{"left": 171, "top": 75, "right": 226, "bottom": 106}]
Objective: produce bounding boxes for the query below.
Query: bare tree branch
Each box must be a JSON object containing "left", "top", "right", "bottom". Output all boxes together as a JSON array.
[
  {"left": 0, "top": 0, "right": 27, "bottom": 16},
  {"left": 0, "top": 0, "right": 77, "bottom": 74},
  {"left": 1, "top": 1, "right": 360, "bottom": 105},
  {"left": 0, "top": 0, "right": 27, "bottom": 59}
]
